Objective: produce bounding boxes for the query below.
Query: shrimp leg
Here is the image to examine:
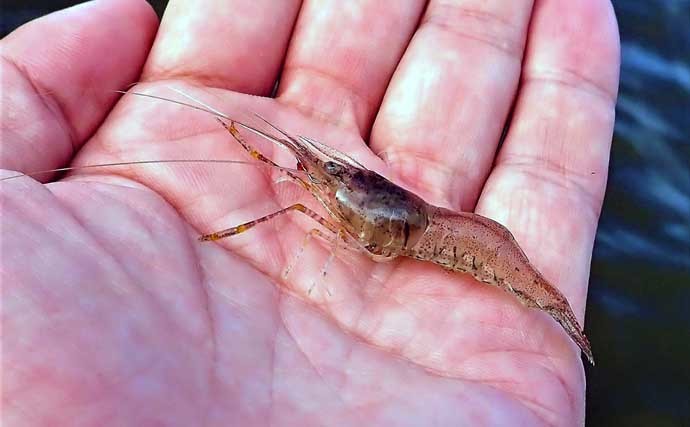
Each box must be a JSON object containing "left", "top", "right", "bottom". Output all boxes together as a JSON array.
[
  {"left": 307, "top": 229, "right": 347, "bottom": 296},
  {"left": 284, "top": 228, "right": 334, "bottom": 279},
  {"left": 282, "top": 228, "right": 338, "bottom": 296},
  {"left": 216, "top": 119, "right": 307, "bottom": 189},
  {"left": 198, "top": 203, "right": 338, "bottom": 241}
]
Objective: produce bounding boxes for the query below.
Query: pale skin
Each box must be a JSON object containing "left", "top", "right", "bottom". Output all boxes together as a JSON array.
[{"left": 1, "top": 0, "right": 619, "bottom": 426}]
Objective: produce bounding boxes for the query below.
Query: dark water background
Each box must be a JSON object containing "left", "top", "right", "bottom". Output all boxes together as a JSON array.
[
  {"left": 2, "top": 1, "right": 689, "bottom": 425},
  {"left": 587, "top": 2, "right": 690, "bottom": 426}
]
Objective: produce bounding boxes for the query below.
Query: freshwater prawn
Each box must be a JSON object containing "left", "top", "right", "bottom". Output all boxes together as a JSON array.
[
  {"left": 158, "top": 89, "right": 594, "bottom": 365},
  {"left": 1, "top": 89, "right": 594, "bottom": 365}
]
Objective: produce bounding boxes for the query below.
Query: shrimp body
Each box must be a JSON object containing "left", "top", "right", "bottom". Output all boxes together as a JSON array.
[
  {"left": 313, "top": 162, "right": 592, "bottom": 364},
  {"left": 226, "top": 117, "right": 593, "bottom": 365}
]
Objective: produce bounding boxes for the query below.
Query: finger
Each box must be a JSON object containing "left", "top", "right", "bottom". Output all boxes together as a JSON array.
[
  {"left": 477, "top": 0, "right": 620, "bottom": 316},
  {"left": 277, "top": 0, "right": 426, "bottom": 135},
  {"left": 0, "top": 0, "right": 157, "bottom": 180},
  {"left": 371, "top": 0, "right": 534, "bottom": 211},
  {"left": 143, "top": 0, "right": 301, "bottom": 96}
]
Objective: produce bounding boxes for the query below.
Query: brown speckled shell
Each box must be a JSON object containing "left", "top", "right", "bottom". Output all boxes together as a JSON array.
[{"left": 405, "top": 207, "right": 593, "bottom": 364}]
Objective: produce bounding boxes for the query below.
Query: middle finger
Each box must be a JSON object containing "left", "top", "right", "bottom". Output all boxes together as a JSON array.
[{"left": 277, "top": 0, "right": 426, "bottom": 136}]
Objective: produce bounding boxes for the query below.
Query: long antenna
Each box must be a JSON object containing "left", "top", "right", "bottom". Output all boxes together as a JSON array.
[
  {"left": 113, "top": 90, "right": 231, "bottom": 120},
  {"left": 0, "top": 159, "right": 304, "bottom": 182}
]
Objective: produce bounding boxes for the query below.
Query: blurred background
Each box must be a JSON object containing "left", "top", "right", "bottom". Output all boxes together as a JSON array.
[{"left": 2, "top": 1, "right": 689, "bottom": 425}]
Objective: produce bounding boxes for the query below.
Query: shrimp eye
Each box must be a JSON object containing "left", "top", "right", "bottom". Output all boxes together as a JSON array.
[{"left": 324, "top": 161, "right": 343, "bottom": 175}]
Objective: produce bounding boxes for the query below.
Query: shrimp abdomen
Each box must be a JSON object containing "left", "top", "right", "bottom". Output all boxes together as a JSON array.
[{"left": 406, "top": 207, "right": 594, "bottom": 364}]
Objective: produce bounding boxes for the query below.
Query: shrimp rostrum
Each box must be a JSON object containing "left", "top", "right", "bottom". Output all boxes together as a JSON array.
[{"left": 200, "top": 113, "right": 594, "bottom": 366}]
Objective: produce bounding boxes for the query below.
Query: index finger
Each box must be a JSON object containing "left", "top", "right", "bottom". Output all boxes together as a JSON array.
[{"left": 142, "top": 0, "right": 302, "bottom": 95}]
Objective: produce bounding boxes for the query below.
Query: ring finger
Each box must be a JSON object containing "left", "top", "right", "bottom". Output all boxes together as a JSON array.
[{"left": 371, "top": 0, "right": 535, "bottom": 211}]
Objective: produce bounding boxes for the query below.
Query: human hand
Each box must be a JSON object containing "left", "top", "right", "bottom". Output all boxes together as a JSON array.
[{"left": 1, "top": 0, "right": 619, "bottom": 425}]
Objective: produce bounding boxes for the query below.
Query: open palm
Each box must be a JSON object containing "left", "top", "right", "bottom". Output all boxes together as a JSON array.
[{"left": 2, "top": 0, "right": 619, "bottom": 425}]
